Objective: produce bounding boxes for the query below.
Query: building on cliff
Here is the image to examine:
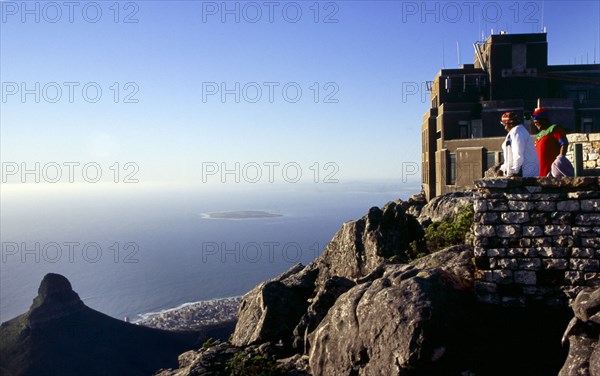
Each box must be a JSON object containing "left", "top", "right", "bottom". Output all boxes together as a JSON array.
[{"left": 422, "top": 32, "right": 600, "bottom": 201}]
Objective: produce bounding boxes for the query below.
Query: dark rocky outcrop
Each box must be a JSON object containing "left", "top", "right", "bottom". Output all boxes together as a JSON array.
[
  {"left": 0, "top": 273, "right": 230, "bottom": 376},
  {"left": 398, "top": 191, "right": 428, "bottom": 219},
  {"left": 155, "top": 341, "right": 240, "bottom": 376},
  {"left": 560, "top": 287, "right": 600, "bottom": 376},
  {"left": 156, "top": 340, "right": 312, "bottom": 376}
]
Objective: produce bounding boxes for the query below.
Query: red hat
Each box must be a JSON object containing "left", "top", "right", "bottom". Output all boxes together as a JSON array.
[
  {"left": 532, "top": 108, "right": 549, "bottom": 120},
  {"left": 501, "top": 112, "right": 519, "bottom": 123}
]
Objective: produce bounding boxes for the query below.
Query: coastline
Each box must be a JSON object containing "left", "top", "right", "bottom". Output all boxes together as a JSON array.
[{"left": 134, "top": 296, "right": 241, "bottom": 332}]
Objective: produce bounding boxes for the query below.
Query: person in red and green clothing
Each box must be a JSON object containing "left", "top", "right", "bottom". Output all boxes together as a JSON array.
[{"left": 532, "top": 108, "right": 572, "bottom": 177}]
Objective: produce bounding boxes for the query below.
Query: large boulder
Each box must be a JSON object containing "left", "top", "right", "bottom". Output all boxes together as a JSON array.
[
  {"left": 418, "top": 191, "right": 473, "bottom": 224},
  {"left": 309, "top": 200, "right": 423, "bottom": 286},
  {"left": 308, "top": 246, "right": 475, "bottom": 375},
  {"left": 292, "top": 276, "right": 356, "bottom": 352},
  {"left": 230, "top": 264, "right": 318, "bottom": 348}
]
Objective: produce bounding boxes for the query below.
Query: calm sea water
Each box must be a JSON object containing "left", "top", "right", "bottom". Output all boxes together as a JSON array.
[{"left": 0, "top": 181, "right": 419, "bottom": 323}]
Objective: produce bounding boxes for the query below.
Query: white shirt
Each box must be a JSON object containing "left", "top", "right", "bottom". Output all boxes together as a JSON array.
[{"left": 501, "top": 124, "right": 539, "bottom": 177}]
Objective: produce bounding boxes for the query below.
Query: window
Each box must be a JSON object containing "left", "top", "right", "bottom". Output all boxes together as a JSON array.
[
  {"left": 445, "top": 77, "right": 452, "bottom": 92},
  {"left": 447, "top": 153, "right": 457, "bottom": 185}
]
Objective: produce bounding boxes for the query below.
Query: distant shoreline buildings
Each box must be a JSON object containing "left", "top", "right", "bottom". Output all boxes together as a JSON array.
[{"left": 421, "top": 32, "right": 600, "bottom": 201}]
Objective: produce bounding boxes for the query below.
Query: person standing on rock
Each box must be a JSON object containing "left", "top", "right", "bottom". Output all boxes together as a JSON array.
[
  {"left": 497, "top": 112, "right": 539, "bottom": 177},
  {"left": 532, "top": 108, "right": 573, "bottom": 177}
]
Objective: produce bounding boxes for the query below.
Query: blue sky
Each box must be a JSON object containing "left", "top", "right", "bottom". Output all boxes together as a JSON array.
[{"left": 1, "top": 0, "right": 599, "bottom": 187}]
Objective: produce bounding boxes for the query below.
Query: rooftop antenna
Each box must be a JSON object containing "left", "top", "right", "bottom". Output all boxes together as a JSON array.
[{"left": 457, "top": 41, "right": 461, "bottom": 67}]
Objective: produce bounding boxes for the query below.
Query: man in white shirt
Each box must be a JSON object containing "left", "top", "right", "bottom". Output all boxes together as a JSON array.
[{"left": 498, "top": 112, "right": 539, "bottom": 177}]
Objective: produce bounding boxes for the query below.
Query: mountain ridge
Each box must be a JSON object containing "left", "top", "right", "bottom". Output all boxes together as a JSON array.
[{"left": 0, "top": 273, "right": 233, "bottom": 376}]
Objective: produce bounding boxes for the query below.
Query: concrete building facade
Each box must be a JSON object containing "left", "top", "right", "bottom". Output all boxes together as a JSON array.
[{"left": 422, "top": 32, "right": 600, "bottom": 201}]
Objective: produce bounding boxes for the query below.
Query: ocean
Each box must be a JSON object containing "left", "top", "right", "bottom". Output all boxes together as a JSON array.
[{"left": 0, "top": 181, "right": 420, "bottom": 323}]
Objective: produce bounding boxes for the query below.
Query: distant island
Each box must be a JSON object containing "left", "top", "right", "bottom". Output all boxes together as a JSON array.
[{"left": 205, "top": 210, "right": 283, "bottom": 219}]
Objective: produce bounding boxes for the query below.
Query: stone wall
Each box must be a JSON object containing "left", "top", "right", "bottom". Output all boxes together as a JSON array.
[
  {"left": 567, "top": 133, "right": 600, "bottom": 170},
  {"left": 473, "top": 177, "right": 600, "bottom": 307}
]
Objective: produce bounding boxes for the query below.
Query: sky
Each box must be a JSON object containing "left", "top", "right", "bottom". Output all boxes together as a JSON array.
[{"left": 1, "top": 0, "right": 599, "bottom": 188}]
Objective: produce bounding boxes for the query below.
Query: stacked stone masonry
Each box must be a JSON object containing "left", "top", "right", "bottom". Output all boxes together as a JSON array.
[
  {"left": 566, "top": 133, "right": 600, "bottom": 170},
  {"left": 473, "top": 177, "right": 600, "bottom": 307}
]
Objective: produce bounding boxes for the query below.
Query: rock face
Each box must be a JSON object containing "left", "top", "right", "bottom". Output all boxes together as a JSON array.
[
  {"left": 155, "top": 342, "right": 239, "bottom": 376},
  {"left": 292, "top": 276, "right": 355, "bottom": 352},
  {"left": 231, "top": 264, "right": 318, "bottom": 348},
  {"left": 418, "top": 191, "right": 473, "bottom": 224},
  {"left": 560, "top": 287, "right": 600, "bottom": 376},
  {"left": 0, "top": 273, "right": 224, "bottom": 376},
  {"left": 156, "top": 340, "right": 311, "bottom": 376},
  {"left": 398, "top": 191, "right": 428, "bottom": 219},
  {"left": 231, "top": 200, "right": 424, "bottom": 350},
  {"left": 309, "top": 200, "right": 424, "bottom": 285},
  {"left": 308, "top": 246, "right": 475, "bottom": 375}
]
